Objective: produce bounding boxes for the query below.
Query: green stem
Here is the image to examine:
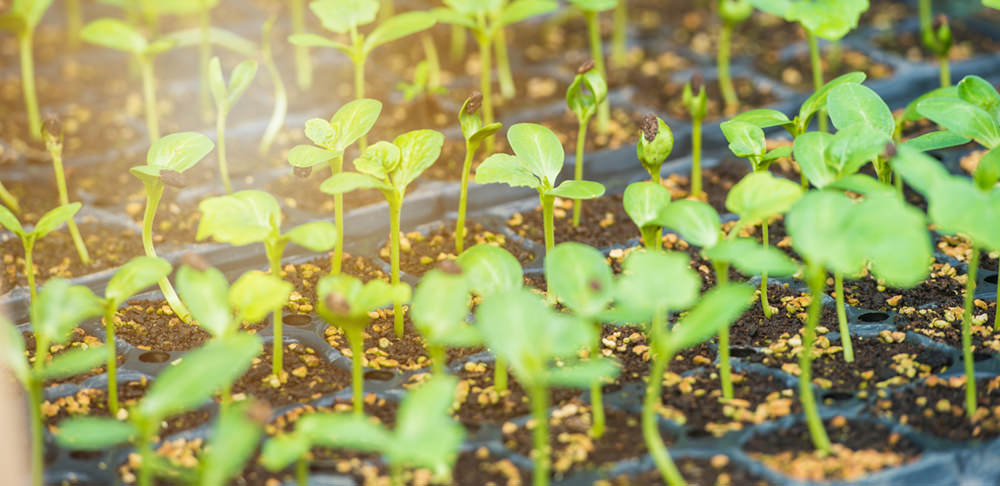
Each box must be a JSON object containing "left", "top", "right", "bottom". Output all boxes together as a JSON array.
[
  {"left": 290, "top": 0, "right": 313, "bottom": 91},
  {"left": 104, "top": 304, "right": 120, "bottom": 414},
  {"left": 828, "top": 39, "right": 842, "bottom": 74},
  {"left": 390, "top": 463, "right": 404, "bottom": 486},
  {"left": 939, "top": 54, "right": 951, "bottom": 88},
  {"left": 802, "top": 262, "right": 832, "bottom": 454},
  {"left": 267, "top": 242, "right": 284, "bottom": 376},
  {"left": 422, "top": 34, "right": 441, "bottom": 91},
  {"left": 994, "top": 270, "right": 999, "bottom": 332},
  {"left": 347, "top": 327, "right": 365, "bottom": 416},
  {"left": 918, "top": 0, "right": 933, "bottom": 48},
  {"left": 806, "top": 31, "right": 827, "bottom": 133},
  {"left": 296, "top": 457, "right": 308, "bottom": 486},
  {"left": 260, "top": 15, "right": 288, "bottom": 155},
  {"left": 353, "top": 51, "right": 369, "bottom": 151},
  {"left": 641, "top": 226, "right": 661, "bottom": 250},
  {"left": 834, "top": 272, "right": 854, "bottom": 362},
  {"left": 691, "top": 118, "right": 703, "bottom": 197},
  {"left": 67, "top": 0, "right": 82, "bottom": 49},
  {"left": 25, "top": 240, "right": 36, "bottom": 302},
  {"left": 20, "top": 32, "right": 41, "bottom": 141},
  {"left": 589, "top": 333, "right": 605, "bottom": 438},
  {"left": 585, "top": 11, "right": 610, "bottom": 135},
  {"left": 217, "top": 110, "right": 232, "bottom": 194},
  {"left": 478, "top": 34, "right": 495, "bottom": 154},
  {"left": 455, "top": 143, "right": 475, "bottom": 254},
  {"left": 611, "top": 0, "right": 627, "bottom": 66},
  {"left": 572, "top": 120, "right": 589, "bottom": 227},
  {"left": 0, "top": 180, "right": 20, "bottom": 214},
  {"left": 760, "top": 221, "right": 772, "bottom": 318},
  {"left": 331, "top": 155, "right": 345, "bottom": 275},
  {"left": 138, "top": 429, "right": 154, "bottom": 486},
  {"left": 529, "top": 384, "right": 551, "bottom": 486},
  {"left": 493, "top": 356, "right": 508, "bottom": 392},
  {"left": 643, "top": 309, "right": 685, "bottom": 486},
  {"left": 29, "top": 377, "right": 43, "bottom": 486},
  {"left": 962, "top": 248, "right": 980, "bottom": 417},
  {"left": 541, "top": 194, "right": 555, "bottom": 252},
  {"left": 430, "top": 344, "right": 446, "bottom": 376},
  {"left": 199, "top": 5, "right": 212, "bottom": 121},
  {"left": 450, "top": 24, "right": 467, "bottom": 64},
  {"left": 718, "top": 21, "right": 738, "bottom": 114},
  {"left": 139, "top": 56, "right": 160, "bottom": 143},
  {"left": 713, "top": 260, "right": 734, "bottom": 400},
  {"left": 141, "top": 184, "right": 191, "bottom": 322},
  {"left": 494, "top": 26, "right": 515, "bottom": 99},
  {"left": 390, "top": 199, "right": 404, "bottom": 338},
  {"left": 49, "top": 141, "right": 91, "bottom": 265}
]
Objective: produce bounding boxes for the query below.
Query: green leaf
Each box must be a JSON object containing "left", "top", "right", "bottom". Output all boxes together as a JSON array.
[
  {"left": 354, "top": 141, "right": 401, "bottom": 179},
  {"left": 288, "top": 145, "right": 341, "bottom": 168},
  {"left": 661, "top": 199, "right": 721, "bottom": 248},
  {"left": 199, "top": 402, "right": 264, "bottom": 486},
  {"left": 899, "top": 130, "right": 971, "bottom": 153},
  {"left": 33, "top": 203, "right": 81, "bottom": 239},
  {"left": 725, "top": 172, "right": 803, "bottom": 224},
  {"left": 411, "top": 270, "right": 473, "bottom": 344},
  {"left": 958, "top": 75, "right": 1000, "bottom": 119},
  {"left": 301, "top": 413, "right": 392, "bottom": 452},
  {"left": 393, "top": 129, "right": 445, "bottom": 187},
  {"left": 826, "top": 174, "right": 896, "bottom": 198},
  {"left": 499, "top": 0, "right": 559, "bottom": 26},
  {"left": 197, "top": 190, "right": 281, "bottom": 246},
  {"left": 176, "top": 265, "right": 232, "bottom": 338},
  {"left": 390, "top": 375, "right": 465, "bottom": 474},
  {"left": 138, "top": 334, "right": 260, "bottom": 422},
  {"left": 549, "top": 180, "right": 606, "bottom": 200},
  {"left": 720, "top": 120, "right": 766, "bottom": 159},
  {"left": 567, "top": 0, "right": 618, "bottom": 12},
  {"left": 545, "top": 242, "right": 614, "bottom": 317},
  {"left": 828, "top": 83, "right": 894, "bottom": 135},
  {"left": 792, "top": 131, "right": 837, "bottom": 188},
  {"left": 544, "top": 359, "right": 620, "bottom": 388},
  {"left": 56, "top": 417, "right": 136, "bottom": 451},
  {"left": 746, "top": 0, "right": 790, "bottom": 16},
  {"left": 456, "top": 244, "right": 523, "bottom": 297},
  {"left": 229, "top": 271, "right": 292, "bottom": 324},
  {"left": 474, "top": 154, "right": 541, "bottom": 190},
  {"left": 507, "top": 123, "right": 564, "bottom": 187},
  {"left": 623, "top": 181, "right": 671, "bottom": 230},
  {"left": 825, "top": 122, "right": 891, "bottom": 176},
  {"left": 901, "top": 86, "right": 957, "bottom": 123},
  {"left": 260, "top": 433, "right": 311, "bottom": 471},
  {"left": 225, "top": 59, "right": 258, "bottom": 108},
  {"left": 786, "top": 0, "right": 866, "bottom": 40},
  {"left": 917, "top": 97, "right": 1000, "bottom": 148},
  {"left": 662, "top": 283, "right": 754, "bottom": 354},
  {"left": 799, "top": 71, "right": 867, "bottom": 126},
  {"left": 317, "top": 275, "right": 411, "bottom": 324},
  {"left": 105, "top": 256, "right": 171, "bottom": 306},
  {"left": 30, "top": 279, "right": 103, "bottom": 346},
  {"left": 924, "top": 177, "right": 1000, "bottom": 252},
  {"left": 730, "top": 109, "right": 793, "bottom": 129},
  {"left": 147, "top": 132, "right": 215, "bottom": 172},
  {"left": 703, "top": 239, "right": 800, "bottom": 277},
  {"left": 329, "top": 99, "right": 383, "bottom": 152},
  {"left": 309, "top": 0, "right": 378, "bottom": 33},
  {"left": 6, "top": 0, "right": 54, "bottom": 30},
  {"left": 81, "top": 18, "right": 147, "bottom": 54},
  {"left": 852, "top": 194, "right": 932, "bottom": 287},
  {"left": 38, "top": 346, "right": 107, "bottom": 381},
  {"left": 567, "top": 68, "right": 607, "bottom": 122},
  {"left": 208, "top": 57, "right": 227, "bottom": 110},
  {"left": 0, "top": 205, "right": 24, "bottom": 236},
  {"left": 1, "top": 323, "right": 28, "bottom": 385},
  {"left": 320, "top": 171, "right": 392, "bottom": 195},
  {"left": 469, "top": 123, "right": 503, "bottom": 149},
  {"left": 975, "top": 146, "right": 1000, "bottom": 191},
  {"left": 287, "top": 33, "right": 342, "bottom": 49},
  {"left": 890, "top": 145, "right": 951, "bottom": 195},
  {"left": 615, "top": 251, "right": 700, "bottom": 316},
  {"left": 364, "top": 11, "right": 436, "bottom": 53},
  {"left": 786, "top": 190, "right": 865, "bottom": 276},
  {"left": 286, "top": 221, "right": 338, "bottom": 252}
]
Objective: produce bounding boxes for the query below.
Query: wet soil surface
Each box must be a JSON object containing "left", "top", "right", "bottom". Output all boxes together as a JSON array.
[{"left": 869, "top": 374, "right": 1000, "bottom": 441}]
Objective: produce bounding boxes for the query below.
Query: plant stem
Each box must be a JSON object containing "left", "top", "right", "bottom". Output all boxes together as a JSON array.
[
  {"left": 611, "top": 0, "right": 627, "bottom": 66},
  {"left": 296, "top": 457, "right": 308, "bottom": 486},
  {"left": 584, "top": 11, "right": 610, "bottom": 135},
  {"left": 353, "top": 50, "right": 369, "bottom": 151},
  {"left": 961, "top": 248, "right": 980, "bottom": 417},
  {"left": 217, "top": 110, "right": 232, "bottom": 194},
  {"left": 939, "top": 54, "right": 951, "bottom": 88},
  {"left": 49, "top": 141, "right": 91, "bottom": 265},
  {"left": 24, "top": 240, "right": 37, "bottom": 302},
  {"left": 450, "top": 24, "right": 467, "bottom": 64},
  {"left": 347, "top": 327, "right": 365, "bottom": 416},
  {"left": 141, "top": 185, "right": 191, "bottom": 322},
  {"left": 139, "top": 56, "right": 160, "bottom": 143},
  {"left": 104, "top": 304, "right": 120, "bottom": 414},
  {"left": 390, "top": 199, "right": 404, "bottom": 338},
  {"left": 760, "top": 221, "right": 772, "bottom": 318},
  {"left": 455, "top": 143, "right": 475, "bottom": 254},
  {"left": 994, "top": 270, "right": 999, "bottom": 332},
  {"left": 572, "top": 120, "right": 589, "bottom": 227},
  {"left": 918, "top": 0, "right": 933, "bottom": 49},
  {"left": 833, "top": 272, "right": 854, "bottom": 362},
  {"left": 806, "top": 31, "right": 827, "bottom": 133},
  {"left": 494, "top": 356, "right": 508, "bottom": 392},
  {"left": 199, "top": 4, "right": 212, "bottom": 122},
  {"left": 390, "top": 463, "right": 404, "bottom": 486},
  {"left": 713, "top": 260, "right": 734, "bottom": 400},
  {"left": 528, "top": 384, "right": 551, "bottom": 486},
  {"left": 643, "top": 309, "right": 685, "bottom": 486},
  {"left": 19, "top": 32, "right": 41, "bottom": 141},
  {"left": 802, "top": 262, "right": 832, "bottom": 454},
  {"left": 422, "top": 34, "right": 441, "bottom": 91},
  {"left": 691, "top": 118, "right": 703, "bottom": 197},
  {"left": 477, "top": 33, "right": 495, "bottom": 154},
  {"left": 331, "top": 155, "right": 345, "bottom": 275},
  {"left": 494, "top": 26, "right": 515, "bottom": 99},
  {"left": 430, "top": 344, "right": 446, "bottom": 375},
  {"left": 290, "top": 0, "right": 313, "bottom": 91},
  {"left": 718, "top": 21, "right": 738, "bottom": 114},
  {"left": 0, "top": 180, "right": 21, "bottom": 215},
  {"left": 68, "top": 0, "right": 83, "bottom": 49},
  {"left": 260, "top": 15, "right": 288, "bottom": 155},
  {"left": 29, "top": 377, "right": 43, "bottom": 486},
  {"left": 641, "top": 226, "right": 661, "bottom": 250},
  {"left": 267, "top": 242, "right": 284, "bottom": 376},
  {"left": 138, "top": 429, "right": 153, "bottom": 486},
  {"left": 589, "top": 334, "right": 605, "bottom": 438},
  {"left": 541, "top": 194, "right": 555, "bottom": 252}
]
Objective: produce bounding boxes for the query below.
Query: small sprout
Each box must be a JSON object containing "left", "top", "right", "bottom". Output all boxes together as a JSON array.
[
  {"left": 209, "top": 56, "right": 259, "bottom": 194},
  {"left": 683, "top": 73, "right": 708, "bottom": 196},
  {"left": 567, "top": 58, "right": 609, "bottom": 226},
  {"left": 0, "top": 203, "right": 82, "bottom": 300},
  {"left": 456, "top": 92, "right": 502, "bottom": 254},
  {"left": 0, "top": 0, "right": 53, "bottom": 139},
  {"left": 717, "top": 0, "right": 752, "bottom": 114},
  {"left": 41, "top": 114, "right": 91, "bottom": 265},
  {"left": 636, "top": 115, "right": 674, "bottom": 183},
  {"left": 567, "top": 0, "right": 616, "bottom": 136}
]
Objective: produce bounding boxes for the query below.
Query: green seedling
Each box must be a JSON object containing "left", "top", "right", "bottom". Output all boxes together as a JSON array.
[
  {"left": 637, "top": 115, "right": 675, "bottom": 184},
  {"left": 567, "top": 0, "right": 616, "bottom": 136},
  {"left": 0, "top": 203, "right": 81, "bottom": 300},
  {"left": 1, "top": 279, "right": 103, "bottom": 486},
  {"left": 0, "top": 0, "right": 53, "bottom": 140},
  {"left": 289, "top": 0, "right": 434, "bottom": 150},
  {"left": 130, "top": 132, "right": 215, "bottom": 322},
  {"left": 456, "top": 244, "right": 524, "bottom": 392},
  {"left": 56, "top": 334, "right": 261, "bottom": 486},
  {"left": 209, "top": 57, "right": 259, "bottom": 194},
  {"left": 568, "top": 61, "right": 609, "bottom": 226},
  {"left": 290, "top": 0, "right": 313, "bottom": 90},
  {"left": 100, "top": 256, "right": 172, "bottom": 414},
  {"left": 545, "top": 242, "right": 616, "bottom": 438},
  {"left": 411, "top": 264, "right": 481, "bottom": 375},
  {"left": 785, "top": 180, "right": 931, "bottom": 454},
  {"left": 456, "top": 93, "right": 503, "bottom": 254},
  {"left": 892, "top": 85, "right": 969, "bottom": 151},
  {"left": 893, "top": 146, "right": 1000, "bottom": 419},
  {"left": 261, "top": 375, "right": 464, "bottom": 486},
  {"left": 612, "top": 251, "right": 753, "bottom": 486},
  {"left": 434, "top": 0, "right": 558, "bottom": 152},
  {"left": 196, "top": 190, "right": 336, "bottom": 375},
  {"left": 493, "top": 0, "right": 516, "bottom": 100},
  {"left": 476, "top": 123, "right": 606, "bottom": 251},
  {"left": 611, "top": 0, "right": 627, "bottom": 66},
  {"left": 0, "top": 180, "right": 21, "bottom": 215},
  {"left": 41, "top": 118, "right": 90, "bottom": 265},
  {"left": 918, "top": 0, "right": 952, "bottom": 88},
  {"left": 623, "top": 181, "right": 671, "bottom": 249},
  {"left": 477, "top": 287, "right": 619, "bottom": 486},
  {"left": 288, "top": 99, "right": 382, "bottom": 275},
  {"left": 82, "top": 18, "right": 177, "bottom": 142},
  {"left": 316, "top": 274, "right": 411, "bottom": 414},
  {"left": 321, "top": 129, "right": 445, "bottom": 337},
  {"left": 718, "top": 0, "right": 753, "bottom": 114},
  {"left": 397, "top": 60, "right": 447, "bottom": 103},
  {"left": 683, "top": 74, "right": 708, "bottom": 196}
]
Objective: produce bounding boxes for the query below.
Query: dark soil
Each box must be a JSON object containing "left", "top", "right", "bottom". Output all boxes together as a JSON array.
[
  {"left": 23, "top": 327, "right": 116, "bottom": 386},
  {"left": 728, "top": 284, "right": 837, "bottom": 348},
  {"left": 282, "top": 252, "right": 390, "bottom": 313},
  {"left": 895, "top": 305, "right": 1000, "bottom": 356},
  {"left": 609, "top": 456, "right": 774, "bottom": 486},
  {"left": 230, "top": 342, "right": 351, "bottom": 407},
  {"left": 506, "top": 194, "right": 638, "bottom": 249},
  {"left": 114, "top": 299, "right": 268, "bottom": 352},
  {"left": 270, "top": 395, "right": 399, "bottom": 434},
  {"left": 0, "top": 177, "right": 63, "bottom": 225},
  {"left": 451, "top": 359, "right": 580, "bottom": 429},
  {"left": 869, "top": 375, "right": 1000, "bottom": 441},
  {"left": 754, "top": 46, "right": 894, "bottom": 92},
  {"left": 830, "top": 262, "right": 966, "bottom": 311},
  {"left": 635, "top": 76, "right": 779, "bottom": 121},
  {"left": 602, "top": 324, "right": 716, "bottom": 383},
  {"left": 873, "top": 20, "right": 1000, "bottom": 63},
  {"left": 381, "top": 223, "right": 537, "bottom": 278}
]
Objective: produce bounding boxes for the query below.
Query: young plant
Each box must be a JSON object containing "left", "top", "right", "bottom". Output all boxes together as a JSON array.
[
  {"left": 316, "top": 274, "right": 411, "bottom": 414},
  {"left": 289, "top": 0, "right": 435, "bottom": 150},
  {"left": 476, "top": 123, "right": 606, "bottom": 251},
  {"left": 717, "top": 0, "right": 753, "bottom": 114},
  {"left": 0, "top": 180, "right": 21, "bottom": 215},
  {"left": 611, "top": 0, "right": 627, "bottom": 66},
  {"left": 683, "top": 74, "right": 707, "bottom": 197},
  {"left": 56, "top": 333, "right": 261, "bottom": 486},
  {"left": 456, "top": 92, "right": 503, "bottom": 253},
  {"left": 637, "top": 115, "right": 675, "bottom": 184},
  {"left": 320, "top": 129, "right": 445, "bottom": 336},
  {"left": 411, "top": 263, "right": 481, "bottom": 375},
  {"left": 209, "top": 57, "right": 259, "bottom": 194},
  {"left": 290, "top": 0, "right": 313, "bottom": 90},
  {"left": 568, "top": 61, "right": 609, "bottom": 226},
  {"left": 82, "top": 18, "right": 177, "bottom": 142},
  {"left": 612, "top": 251, "right": 752, "bottom": 486},
  {"left": 918, "top": 0, "right": 952, "bottom": 87},
  {"left": 288, "top": 99, "right": 381, "bottom": 275},
  {"left": 261, "top": 375, "right": 464, "bottom": 486},
  {"left": 130, "top": 132, "right": 215, "bottom": 322},
  {"left": 1, "top": 279, "right": 103, "bottom": 486},
  {"left": 0, "top": 0, "right": 53, "bottom": 140},
  {"left": 397, "top": 60, "right": 447, "bottom": 103},
  {"left": 623, "top": 180, "right": 671, "bottom": 249},
  {"left": 567, "top": 0, "right": 616, "bottom": 136},
  {"left": 476, "top": 287, "right": 619, "bottom": 486},
  {"left": 196, "top": 190, "right": 336, "bottom": 375},
  {"left": 0, "top": 203, "right": 81, "bottom": 300},
  {"left": 41, "top": 118, "right": 90, "bottom": 265}
]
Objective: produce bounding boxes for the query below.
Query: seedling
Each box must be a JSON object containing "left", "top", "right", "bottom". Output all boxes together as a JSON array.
[
  {"left": 456, "top": 93, "right": 503, "bottom": 253},
  {"left": 288, "top": 99, "right": 382, "bottom": 275},
  {"left": 261, "top": 375, "right": 464, "bottom": 486},
  {"left": 130, "top": 132, "right": 215, "bottom": 322},
  {"left": 718, "top": 0, "right": 753, "bottom": 114},
  {"left": 623, "top": 181, "right": 671, "bottom": 249},
  {"left": 316, "top": 274, "right": 411, "bottom": 414},
  {"left": 289, "top": 0, "right": 435, "bottom": 150},
  {"left": 568, "top": 61, "right": 609, "bottom": 226},
  {"left": 918, "top": 0, "right": 953, "bottom": 87},
  {"left": 0, "top": 180, "right": 21, "bottom": 215},
  {"left": 0, "top": 202, "right": 81, "bottom": 300},
  {"left": 411, "top": 264, "right": 481, "bottom": 375},
  {"left": 290, "top": 0, "right": 313, "bottom": 90},
  {"left": 81, "top": 18, "right": 177, "bottom": 142},
  {"left": 196, "top": 190, "right": 336, "bottom": 375},
  {"left": 611, "top": 0, "right": 627, "bottom": 66},
  {"left": 1, "top": 279, "right": 103, "bottom": 486},
  {"left": 637, "top": 115, "right": 675, "bottom": 184},
  {"left": 476, "top": 287, "right": 619, "bottom": 486},
  {"left": 476, "top": 123, "right": 606, "bottom": 251},
  {"left": 683, "top": 74, "right": 707, "bottom": 197},
  {"left": 397, "top": 60, "right": 447, "bottom": 103},
  {"left": 0, "top": 0, "right": 53, "bottom": 140},
  {"left": 321, "top": 129, "right": 445, "bottom": 336},
  {"left": 612, "top": 251, "right": 753, "bottom": 486},
  {"left": 56, "top": 334, "right": 261, "bottom": 486},
  {"left": 209, "top": 57, "right": 258, "bottom": 194},
  {"left": 41, "top": 118, "right": 90, "bottom": 265},
  {"left": 567, "top": 0, "right": 616, "bottom": 136}
]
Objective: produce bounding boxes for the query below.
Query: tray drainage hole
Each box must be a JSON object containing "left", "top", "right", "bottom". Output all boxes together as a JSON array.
[
  {"left": 858, "top": 312, "right": 890, "bottom": 323},
  {"left": 69, "top": 450, "right": 103, "bottom": 461},
  {"left": 822, "top": 391, "right": 855, "bottom": 402},
  {"left": 282, "top": 314, "right": 312, "bottom": 326},
  {"left": 138, "top": 351, "right": 171, "bottom": 363},
  {"left": 729, "top": 347, "right": 754, "bottom": 358},
  {"left": 974, "top": 351, "right": 995, "bottom": 362},
  {"left": 364, "top": 370, "right": 395, "bottom": 381},
  {"left": 986, "top": 274, "right": 998, "bottom": 285}
]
